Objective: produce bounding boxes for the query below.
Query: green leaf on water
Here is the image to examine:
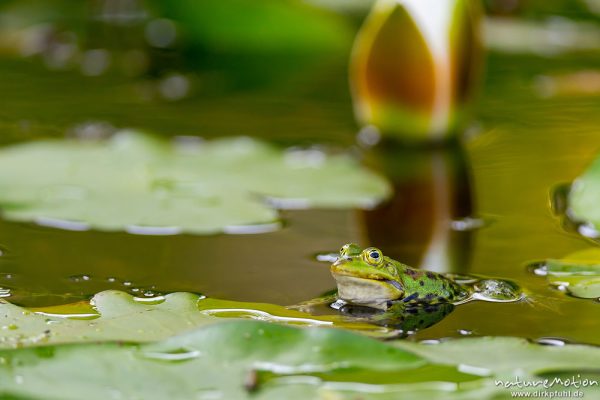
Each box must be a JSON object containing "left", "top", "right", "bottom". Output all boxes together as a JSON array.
[
  {"left": 0, "top": 290, "right": 395, "bottom": 348},
  {"left": 395, "top": 336, "right": 600, "bottom": 376},
  {"left": 542, "top": 248, "right": 600, "bottom": 299},
  {"left": 0, "top": 320, "right": 599, "bottom": 399},
  {"left": 0, "top": 131, "right": 391, "bottom": 234},
  {"left": 552, "top": 276, "right": 600, "bottom": 299},
  {"left": 546, "top": 248, "right": 600, "bottom": 274},
  {"left": 0, "top": 290, "right": 212, "bottom": 348},
  {"left": 569, "top": 154, "right": 600, "bottom": 234}
]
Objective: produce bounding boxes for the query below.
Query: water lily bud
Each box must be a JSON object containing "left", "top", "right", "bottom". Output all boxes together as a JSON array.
[{"left": 350, "top": 0, "right": 483, "bottom": 142}]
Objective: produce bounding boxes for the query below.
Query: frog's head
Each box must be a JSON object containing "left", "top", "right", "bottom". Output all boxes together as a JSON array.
[{"left": 331, "top": 244, "right": 404, "bottom": 306}]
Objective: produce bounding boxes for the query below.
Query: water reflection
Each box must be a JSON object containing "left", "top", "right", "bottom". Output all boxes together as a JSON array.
[
  {"left": 0, "top": 209, "right": 358, "bottom": 307},
  {"left": 337, "top": 302, "right": 455, "bottom": 336},
  {"left": 361, "top": 142, "right": 475, "bottom": 274}
]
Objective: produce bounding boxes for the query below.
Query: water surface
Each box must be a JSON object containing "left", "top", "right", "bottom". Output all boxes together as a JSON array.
[{"left": 1, "top": 48, "right": 599, "bottom": 344}]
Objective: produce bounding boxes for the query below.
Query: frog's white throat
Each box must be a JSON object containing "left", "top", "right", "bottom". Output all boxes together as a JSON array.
[{"left": 332, "top": 274, "right": 403, "bottom": 309}]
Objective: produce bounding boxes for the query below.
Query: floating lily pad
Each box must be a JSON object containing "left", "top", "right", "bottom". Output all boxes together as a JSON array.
[
  {"left": 546, "top": 248, "right": 600, "bottom": 275},
  {"left": 0, "top": 290, "right": 397, "bottom": 348},
  {"left": 0, "top": 131, "right": 391, "bottom": 234},
  {"left": 0, "top": 320, "right": 599, "bottom": 399},
  {"left": 552, "top": 276, "right": 600, "bottom": 299},
  {"left": 396, "top": 336, "right": 600, "bottom": 376},
  {"left": 540, "top": 248, "right": 600, "bottom": 299},
  {"left": 568, "top": 154, "right": 600, "bottom": 237},
  {"left": 0, "top": 290, "right": 211, "bottom": 348}
]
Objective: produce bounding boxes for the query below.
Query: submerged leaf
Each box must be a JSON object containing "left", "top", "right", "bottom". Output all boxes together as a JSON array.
[
  {"left": 0, "top": 131, "right": 390, "bottom": 234},
  {"left": 0, "top": 320, "right": 599, "bottom": 399}
]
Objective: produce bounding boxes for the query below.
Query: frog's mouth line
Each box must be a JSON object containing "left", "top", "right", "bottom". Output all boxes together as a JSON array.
[
  {"left": 330, "top": 261, "right": 399, "bottom": 281},
  {"left": 330, "top": 269, "right": 403, "bottom": 291},
  {"left": 385, "top": 280, "right": 403, "bottom": 291},
  {"left": 333, "top": 271, "right": 404, "bottom": 291},
  {"left": 330, "top": 273, "right": 405, "bottom": 305}
]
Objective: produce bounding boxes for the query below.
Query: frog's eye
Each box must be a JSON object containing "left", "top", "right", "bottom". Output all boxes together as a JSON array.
[{"left": 362, "top": 247, "right": 384, "bottom": 266}]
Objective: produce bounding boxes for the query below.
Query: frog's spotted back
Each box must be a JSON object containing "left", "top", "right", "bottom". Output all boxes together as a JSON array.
[{"left": 395, "top": 263, "right": 468, "bottom": 304}]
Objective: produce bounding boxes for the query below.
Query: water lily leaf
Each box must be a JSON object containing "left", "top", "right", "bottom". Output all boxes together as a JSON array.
[
  {"left": 552, "top": 276, "right": 600, "bottom": 299},
  {"left": 0, "top": 321, "right": 427, "bottom": 400},
  {"left": 541, "top": 249, "right": 600, "bottom": 299},
  {"left": 396, "top": 336, "right": 600, "bottom": 376},
  {"left": 546, "top": 248, "right": 600, "bottom": 274},
  {"left": 569, "top": 155, "right": 600, "bottom": 234},
  {"left": 0, "top": 290, "right": 213, "bottom": 348},
  {"left": 0, "top": 321, "right": 599, "bottom": 399},
  {"left": 0, "top": 290, "right": 395, "bottom": 348},
  {"left": 0, "top": 131, "right": 390, "bottom": 234}
]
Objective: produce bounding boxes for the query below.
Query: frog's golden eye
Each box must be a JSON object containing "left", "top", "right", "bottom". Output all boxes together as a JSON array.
[{"left": 362, "top": 247, "right": 384, "bottom": 266}]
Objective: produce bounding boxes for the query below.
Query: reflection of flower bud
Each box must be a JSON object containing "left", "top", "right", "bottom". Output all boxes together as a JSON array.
[
  {"left": 361, "top": 143, "right": 474, "bottom": 275},
  {"left": 350, "top": 0, "right": 482, "bottom": 142}
]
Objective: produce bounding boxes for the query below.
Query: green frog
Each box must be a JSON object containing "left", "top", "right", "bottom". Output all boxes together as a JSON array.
[
  {"left": 292, "top": 244, "right": 523, "bottom": 333},
  {"left": 331, "top": 243, "right": 469, "bottom": 310},
  {"left": 328, "top": 244, "right": 523, "bottom": 322}
]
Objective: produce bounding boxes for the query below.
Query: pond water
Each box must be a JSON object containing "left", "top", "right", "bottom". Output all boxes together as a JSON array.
[{"left": 1, "top": 48, "right": 600, "bottom": 344}]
